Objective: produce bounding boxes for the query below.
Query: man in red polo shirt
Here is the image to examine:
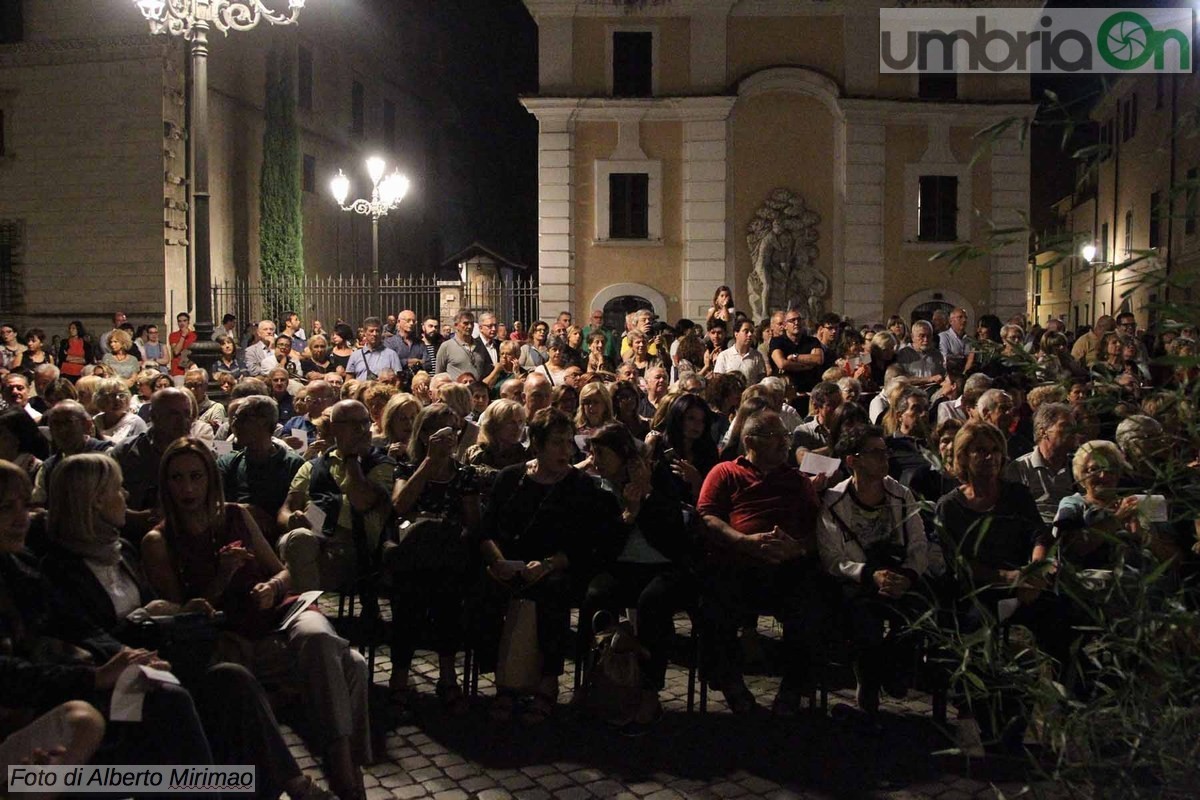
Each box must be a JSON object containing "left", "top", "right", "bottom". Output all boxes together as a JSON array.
[{"left": 697, "top": 409, "right": 834, "bottom": 716}]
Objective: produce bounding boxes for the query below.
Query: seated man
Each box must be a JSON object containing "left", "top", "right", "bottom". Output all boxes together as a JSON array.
[
  {"left": 281, "top": 380, "right": 338, "bottom": 448},
  {"left": 697, "top": 409, "right": 834, "bottom": 715},
  {"left": 110, "top": 387, "right": 195, "bottom": 538},
  {"left": 32, "top": 400, "right": 113, "bottom": 506},
  {"left": 183, "top": 367, "right": 226, "bottom": 432},
  {"left": 792, "top": 380, "right": 842, "bottom": 459},
  {"left": 276, "top": 400, "right": 395, "bottom": 601},
  {"left": 1002, "top": 402, "right": 1078, "bottom": 524},
  {"left": 895, "top": 320, "right": 945, "bottom": 388},
  {"left": 218, "top": 395, "right": 306, "bottom": 546}
]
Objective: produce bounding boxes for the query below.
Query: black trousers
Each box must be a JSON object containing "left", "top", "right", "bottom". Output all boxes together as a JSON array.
[
  {"left": 581, "top": 563, "right": 697, "bottom": 689},
  {"left": 700, "top": 558, "right": 836, "bottom": 690}
]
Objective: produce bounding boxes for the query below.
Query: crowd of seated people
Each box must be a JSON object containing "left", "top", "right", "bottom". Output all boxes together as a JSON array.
[{"left": 0, "top": 297, "right": 1197, "bottom": 790}]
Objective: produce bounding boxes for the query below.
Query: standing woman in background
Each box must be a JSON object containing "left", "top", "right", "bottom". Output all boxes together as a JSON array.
[
  {"left": 58, "top": 320, "right": 94, "bottom": 383},
  {"left": 706, "top": 286, "right": 736, "bottom": 330}
]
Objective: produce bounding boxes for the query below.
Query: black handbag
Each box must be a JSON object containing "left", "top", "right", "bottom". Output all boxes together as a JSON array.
[{"left": 125, "top": 610, "right": 225, "bottom": 684}]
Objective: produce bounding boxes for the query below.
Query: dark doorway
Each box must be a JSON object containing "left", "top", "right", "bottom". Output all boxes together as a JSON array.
[
  {"left": 910, "top": 300, "right": 954, "bottom": 324},
  {"left": 603, "top": 295, "right": 653, "bottom": 333}
]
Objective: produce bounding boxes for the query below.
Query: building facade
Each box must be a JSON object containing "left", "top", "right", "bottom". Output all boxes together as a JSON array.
[
  {"left": 522, "top": 0, "right": 1036, "bottom": 327},
  {"left": 1029, "top": 73, "right": 1199, "bottom": 333},
  {"left": 0, "top": 0, "right": 533, "bottom": 335}
]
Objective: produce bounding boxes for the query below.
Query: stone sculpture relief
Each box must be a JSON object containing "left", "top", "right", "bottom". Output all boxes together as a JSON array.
[{"left": 746, "top": 189, "right": 826, "bottom": 322}]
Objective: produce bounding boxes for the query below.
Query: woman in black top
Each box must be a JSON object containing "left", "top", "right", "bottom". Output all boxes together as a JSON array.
[
  {"left": 478, "top": 408, "right": 622, "bottom": 724},
  {"left": 328, "top": 323, "right": 355, "bottom": 374}
]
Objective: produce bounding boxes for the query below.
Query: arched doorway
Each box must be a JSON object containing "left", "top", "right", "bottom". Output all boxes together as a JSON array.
[
  {"left": 897, "top": 289, "right": 975, "bottom": 328},
  {"left": 602, "top": 295, "right": 653, "bottom": 333},
  {"left": 911, "top": 300, "right": 954, "bottom": 324}
]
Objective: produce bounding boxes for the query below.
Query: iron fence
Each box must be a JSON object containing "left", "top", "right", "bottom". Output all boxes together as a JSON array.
[{"left": 212, "top": 273, "right": 540, "bottom": 330}]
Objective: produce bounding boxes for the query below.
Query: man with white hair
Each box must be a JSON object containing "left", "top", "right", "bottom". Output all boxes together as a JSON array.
[
  {"left": 29, "top": 363, "right": 60, "bottom": 415},
  {"left": 978, "top": 387, "right": 1033, "bottom": 457},
  {"left": 895, "top": 320, "right": 944, "bottom": 386},
  {"left": 244, "top": 319, "right": 277, "bottom": 376}
]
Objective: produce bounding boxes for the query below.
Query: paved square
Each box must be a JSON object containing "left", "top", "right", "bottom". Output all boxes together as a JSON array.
[{"left": 277, "top": 598, "right": 1035, "bottom": 799}]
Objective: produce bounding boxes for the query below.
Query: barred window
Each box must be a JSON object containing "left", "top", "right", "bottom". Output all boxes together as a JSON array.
[{"left": 0, "top": 220, "right": 24, "bottom": 316}]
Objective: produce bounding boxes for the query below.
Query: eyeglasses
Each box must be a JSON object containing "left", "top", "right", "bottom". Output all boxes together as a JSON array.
[
  {"left": 1083, "top": 464, "right": 1117, "bottom": 478},
  {"left": 785, "top": 318, "right": 802, "bottom": 325}
]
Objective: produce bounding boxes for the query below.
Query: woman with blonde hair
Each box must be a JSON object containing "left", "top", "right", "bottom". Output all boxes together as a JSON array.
[
  {"left": 93, "top": 377, "right": 148, "bottom": 444},
  {"left": 466, "top": 398, "right": 528, "bottom": 475},
  {"left": 379, "top": 391, "right": 422, "bottom": 463},
  {"left": 439, "top": 382, "right": 480, "bottom": 459},
  {"left": 141, "top": 439, "right": 370, "bottom": 800},
  {"left": 101, "top": 329, "right": 139, "bottom": 388}
]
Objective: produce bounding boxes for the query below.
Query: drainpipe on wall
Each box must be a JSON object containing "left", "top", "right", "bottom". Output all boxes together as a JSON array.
[
  {"left": 1110, "top": 105, "right": 1121, "bottom": 318},
  {"left": 1164, "top": 73, "right": 1179, "bottom": 313}
]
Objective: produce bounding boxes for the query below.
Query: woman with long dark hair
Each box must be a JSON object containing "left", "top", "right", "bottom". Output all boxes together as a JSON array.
[
  {"left": 58, "top": 320, "right": 94, "bottom": 383},
  {"left": 652, "top": 393, "right": 718, "bottom": 502}
]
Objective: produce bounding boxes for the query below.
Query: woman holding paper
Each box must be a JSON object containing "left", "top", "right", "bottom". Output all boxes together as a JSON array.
[
  {"left": 141, "top": 438, "right": 369, "bottom": 800},
  {"left": 41, "top": 452, "right": 338, "bottom": 800},
  {"left": 0, "top": 459, "right": 218, "bottom": 781},
  {"left": 1051, "top": 440, "right": 1182, "bottom": 570}
]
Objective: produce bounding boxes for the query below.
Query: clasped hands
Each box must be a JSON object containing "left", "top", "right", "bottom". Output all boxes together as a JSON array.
[{"left": 742, "top": 526, "right": 805, "bottom": 564}]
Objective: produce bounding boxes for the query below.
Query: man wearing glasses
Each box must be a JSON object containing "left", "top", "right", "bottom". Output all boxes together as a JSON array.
[
  {"left": 1115, "top": 311, "right": 1150, "bottom": 364},
  {"left": 770, "top": 309, "right": 829, "bottom": 413},
  {"left": 278, "top": 399, "right": 395, "bottom": 594},
  {"left": 697, "top": 409, "right": 833, "bottom": 717},
  {"left": 476, "top": 311, "right": 501, "bottom": 368}
]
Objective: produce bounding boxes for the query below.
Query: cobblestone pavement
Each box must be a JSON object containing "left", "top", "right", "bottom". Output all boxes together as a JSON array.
[{"left": 278, "top": 599, "right": 1037, "bottom": 800}]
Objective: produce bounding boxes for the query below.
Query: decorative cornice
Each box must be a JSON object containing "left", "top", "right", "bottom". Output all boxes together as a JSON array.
[
  {"left": 737, "top": 67, "right": 843, "bottom": 121},
  {"left": 840, "top": 98, "right": 1037, "bottom": 125},
  {"left": 520, "top": 96, "right": 736, "bottom": 122},
  {"left": 0, "top": 36, "right": 172, "bottom": 68}
]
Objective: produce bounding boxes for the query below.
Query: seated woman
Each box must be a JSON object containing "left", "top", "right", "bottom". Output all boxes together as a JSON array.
[
  {"left": 100, "top": 330, "right": 140, "bottom": 388},
  {"left": 648, "top": 392, "right": 718, "bottom": 503},
  {"left": 0, "top": 460, "right": 214, "bottom": 778},
  {"left": 1052, "top": 440, "right": 1182, "bottom": 571},
  {"left": 818, "top": 425, "right": 929, "bottom": 716},
  {"left": 379, "top": 391, "right": 422, "bottom": 464},
  {"left": 586, "top": 331, "right": 612, "bottom": 374},
  {"left": 575, "top": 381, "right": 614, "bottom": 439},
  {"left": 439, "top": 383, "right": 481, "bottom": 461},
  {"left": 140, "top": 439, "right": 370, "bottom": 800},
  {"left": 612, "top": 380, "right": 650, "bottom": 440},
  {"left": 92, "top": 378, "right": 148, "bottom": 445},
  {"left": 465, "top": 398, "right": 528, "bottom": 482},
  {"left": 390, "top": 404, "right": 479, "bottom": 716},
  {"left": 934, "top": 421, "right": 1075, "bottom": 670},
  {"left": 40, "top": 454, "right": 335, "bottom": 800},
  {"left": 477, "top": 408, "right": 622, "bottom": 724},
  {"left": 581, "top": 423, "right": 697, "bottom": 730},
  {"left": 213, "top": 334, "right": 248, "bottom": 380}
]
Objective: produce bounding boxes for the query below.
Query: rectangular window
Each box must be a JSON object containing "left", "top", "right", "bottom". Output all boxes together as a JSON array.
[
  {"left": 351, "top": 80, "right": 365, "bottom": 137},
  {"left": 0, "top": 0, "right": 23, "bottom": 44},
  {"left": 1124, "top": 210, "right": 1133, "bottom": 256},
  {"left": 1122, "top": 94, "right": 1138, "bottom": 142},
  {"left": 0, "top": 220, "right": 23, "bottom": 316},
  {"left": 1149, "top": 191, "right": 1161, "bottom": 248},
  {"left": 917, "top": 60, "right": 957, "bottom": 100},
  {"left": 612, "top": 32, "right": 653, "bottom": 97},
  {"left": 917, "top": 175, "right": 958, "bottom": 242},
  {"left": 1101, "top": 222, "right": 1109, "bottom": 263},
  {"left": 1187, "top": 167, "right": 1197, "bottom": 235},
  {"left": 302, "top": 154, "right": 315, "bottom": 193},
  {"left": 383, "top": 100, "right": 396, "bottom": 152},
  {"left": 297, "top": 45, "right": 313, "bottom": 111},
  {"left": 608, "top": 173, "right": 649, "bottom": 239}
]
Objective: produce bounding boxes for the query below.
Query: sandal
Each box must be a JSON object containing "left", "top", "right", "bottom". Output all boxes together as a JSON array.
[
  {"left": 436, "top": 680, "right": 470, "bottom": 716},
  {"left": 489, "top": 691, "right": 517, "bottom": 723}
]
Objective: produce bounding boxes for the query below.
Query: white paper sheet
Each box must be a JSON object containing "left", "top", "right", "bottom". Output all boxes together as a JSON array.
[
  {"left": 799, "top": 451, "right": 841, "bottom": 477},
  {"left": 997, "top": 597, "right": 1021, "bottom": 624},
  {"left": 303, "top": 501, "right": 326, "bottom": 531},
  {"left": 209, "top": 438, "right": 233, "bottom": 456},
  {"left": 276, "top": 590, "right": 324, "bottom": 632},
  {"left": 1133, "top": 494, "right": 1169, "bottom": 523}
]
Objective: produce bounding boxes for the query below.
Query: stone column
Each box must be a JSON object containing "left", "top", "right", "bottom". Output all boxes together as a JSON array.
[
  {"left": 842, "top": 119, "right": 887, "bottom": 324},
  {"left": 535, "top": 116, "right": 575, "bottom": 322},
  {"left": 682, "top": 118, "right": 729, "bottom": 322},
  {"left": 989, "top": 124, "right": 1031, "bottom": 320}
]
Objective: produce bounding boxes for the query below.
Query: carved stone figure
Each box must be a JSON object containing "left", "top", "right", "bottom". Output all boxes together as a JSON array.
[{"left": 745, "top": 189, "right": 826, "bottom": 321}]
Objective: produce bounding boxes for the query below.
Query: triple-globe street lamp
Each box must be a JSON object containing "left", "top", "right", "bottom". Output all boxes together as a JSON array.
[
  {"left": 330, "top": 157, "right": 410, "bottom": 313},
  {"left": 132, "top": 0, "right": 306, "bottom": 372}
]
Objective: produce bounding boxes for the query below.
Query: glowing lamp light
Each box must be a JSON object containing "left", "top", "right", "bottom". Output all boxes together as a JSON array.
[
  {"left": 1081, "top": 244, "right": 1097, "bottom": 263},
  {"left": 330, "top": 170, "right": 350, "bottom": 207}
]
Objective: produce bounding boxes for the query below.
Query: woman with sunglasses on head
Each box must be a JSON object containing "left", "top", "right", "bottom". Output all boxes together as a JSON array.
[{"left": 141, "top": 438, "right": 370, "bottom": 800}]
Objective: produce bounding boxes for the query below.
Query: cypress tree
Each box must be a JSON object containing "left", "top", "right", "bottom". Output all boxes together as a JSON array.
[{"left": 259, "top": 45, "right": 303, "bottom": 320}]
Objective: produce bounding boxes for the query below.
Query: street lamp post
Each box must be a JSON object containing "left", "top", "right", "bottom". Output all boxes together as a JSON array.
[
  {"left": 330, "top": 157, "right": 410, "bottom": 316},
  {"left": 133, "top": 0, "right": 306, "bottom": 372}
]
